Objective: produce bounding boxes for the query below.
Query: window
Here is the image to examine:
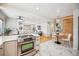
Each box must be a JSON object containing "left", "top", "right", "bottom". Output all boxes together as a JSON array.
[{"left": 0, "top": 19, "right": 2, "bottom": 35}]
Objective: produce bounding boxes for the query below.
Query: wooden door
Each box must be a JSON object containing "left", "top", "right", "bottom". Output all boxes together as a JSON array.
[{"left": 63, "top": 16, "right": 73, "bottom": 47}]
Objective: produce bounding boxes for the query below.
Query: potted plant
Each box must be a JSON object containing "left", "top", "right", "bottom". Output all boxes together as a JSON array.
[{"left": 4, "top": 28, "right": 12, "bottom": 36}]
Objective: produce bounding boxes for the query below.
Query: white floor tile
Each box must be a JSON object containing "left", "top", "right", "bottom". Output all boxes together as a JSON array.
[{"left": 35, "top": 40, "right": 79, "bottom": 56}]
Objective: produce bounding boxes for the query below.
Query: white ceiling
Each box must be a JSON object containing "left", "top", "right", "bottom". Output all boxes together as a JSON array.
[{"left": 0, "top": 3, "right": 79, "bottom": 22}]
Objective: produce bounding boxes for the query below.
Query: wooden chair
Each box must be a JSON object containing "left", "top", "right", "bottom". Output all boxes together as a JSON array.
[{"left": 62, "top": 33, "right": 71, "bottom": 47}]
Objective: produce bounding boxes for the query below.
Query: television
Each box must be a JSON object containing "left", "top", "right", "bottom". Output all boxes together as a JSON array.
[{"left": 21, "top": 42, "right": 34, "bottom": 54}]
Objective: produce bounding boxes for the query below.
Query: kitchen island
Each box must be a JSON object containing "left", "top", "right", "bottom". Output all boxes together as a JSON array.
[{"left": 0, "top": 34, "right": 40, "bottom": 56}]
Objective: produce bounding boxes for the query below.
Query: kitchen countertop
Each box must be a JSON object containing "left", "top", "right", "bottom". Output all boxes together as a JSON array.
[
  {"left": 0, "top": 34, "right": 39, "bottom": 45},
  {"left": 0, "top": 35, "right": 18, "bottom": 45},
  {"left": 0, "top": 36, "right": 3, "bottom": 45}
]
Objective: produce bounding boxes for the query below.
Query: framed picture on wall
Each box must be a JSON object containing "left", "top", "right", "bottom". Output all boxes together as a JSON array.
[{"left": 37, "top": 25, "right": 41, "bottom": 30}]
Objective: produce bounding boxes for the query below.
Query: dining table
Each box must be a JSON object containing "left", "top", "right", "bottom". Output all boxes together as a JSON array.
[{"left": 54, "top": 33, "right": 65, "bottom": 44}]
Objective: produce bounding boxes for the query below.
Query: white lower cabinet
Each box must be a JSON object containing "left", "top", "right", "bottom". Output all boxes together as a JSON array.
[{"left": 4, "top": 40, "right": 17, "bottom": 56}]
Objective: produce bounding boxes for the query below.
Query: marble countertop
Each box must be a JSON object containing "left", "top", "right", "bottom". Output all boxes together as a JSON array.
[
  {"left": 0, "top": 36, "right": 3, "bottom": 45},
  {"left": 0, "top": 35, "right": 18, "bottom": 45},
  {"left": 0, "top": 33, "right": 39, "bottom": 45}
]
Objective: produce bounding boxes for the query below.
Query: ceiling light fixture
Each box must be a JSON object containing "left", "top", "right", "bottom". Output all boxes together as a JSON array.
[{"left": 36, "top": 7, "right": 39, "bottom": 10}]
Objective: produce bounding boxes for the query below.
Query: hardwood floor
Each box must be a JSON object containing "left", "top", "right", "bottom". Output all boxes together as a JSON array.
[
  {"left": 40, "top": 35, "right": 52, "bottom": 43},
  {"left": 40, "top": 35, "right": 73, "bottom": 48}
]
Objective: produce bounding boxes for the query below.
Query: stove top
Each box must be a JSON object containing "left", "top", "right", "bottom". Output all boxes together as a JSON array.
[{"left": 18, "top": 35, "right": 36, "bottom": 42}]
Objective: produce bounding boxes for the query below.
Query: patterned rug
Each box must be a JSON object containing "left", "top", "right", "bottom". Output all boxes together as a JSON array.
[{"left": 35, "top": 40, "right": 79, "bottom": 56}]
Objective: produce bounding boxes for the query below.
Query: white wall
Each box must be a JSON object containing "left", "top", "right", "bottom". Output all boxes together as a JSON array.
[
  {"left": 0, "top": 10, "right": 6, "bottom": 20},
  {"left": 6, "top": 17, "right": 48, "bottom": 36},
  {"left": 0, "top": 10, "right": 7, "bottom": 45},
  {"left": 6, "top": 17, "right": 36, "bottom": 34},
  {"left": 6, "top": 17, "right": 40, "bottom": 29},
  {"left": 40, "top": 22, "right": 48, "bottom": 35},
  {"left": 6, "top": 18, "right": 18, "bottom": 29},
  {"left": 73, "top": 9, "right": 79, "bottom": 49}
]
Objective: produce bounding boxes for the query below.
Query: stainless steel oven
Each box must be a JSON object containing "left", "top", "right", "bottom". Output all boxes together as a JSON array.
[{"left": 21, "top": 41, "right": 34, "bottom": 54}]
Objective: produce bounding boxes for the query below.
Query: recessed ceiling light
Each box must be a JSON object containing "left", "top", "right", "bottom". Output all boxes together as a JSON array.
[{"left": 36, "top": 7, "right": 39, "bottom": 10}]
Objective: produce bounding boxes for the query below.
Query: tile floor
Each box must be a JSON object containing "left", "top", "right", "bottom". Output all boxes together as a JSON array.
[{"left": 35, "top": 40, "right": 79, "bottom": 56}]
